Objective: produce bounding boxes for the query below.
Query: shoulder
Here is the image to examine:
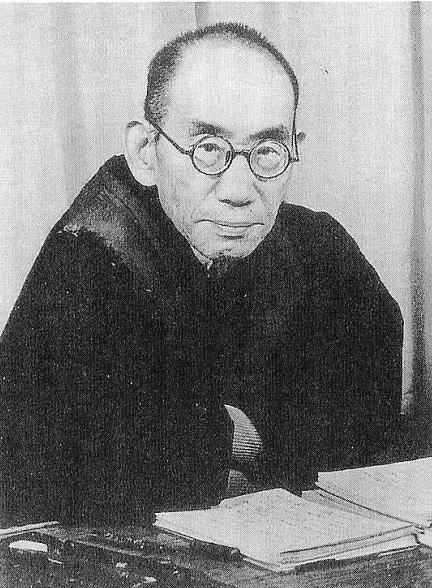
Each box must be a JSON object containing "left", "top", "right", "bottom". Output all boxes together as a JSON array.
[
  {"left": 276, "top": 203, "right": 365, "bottom": 270},
  {"left": 278, "top": 203, "right": 355, "bottom": 246},
  {"left": 38, "top": 226, "right": 127, "bottom": 281},
  {"left": 0, "top": 228, "right": 126, "bottom": 372},
  {"left": 57, "top": 155, "right": 156, "bottom": 244},
  {"left": 5, "top": 156, "right": 161, "bottom": 336},
  {"left": 277, "top": 203, "right": 402, "bottom": 331},
  {"left": 36, "top": 156, "right": 160, "bottom": 296},
  {"left": 277, "top": 203, "right": 400, "bottom": 305},
  {"left": 14, "top": 228, "right": 132, "bottom": 323}
]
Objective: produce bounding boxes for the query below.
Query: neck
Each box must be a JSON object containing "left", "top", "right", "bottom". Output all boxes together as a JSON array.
[
  {"left": 190, "top": 246, "right": 241, "bottom": 277},
  {"left": 191, "top": 245, "right": 213, "bottom": 269}
]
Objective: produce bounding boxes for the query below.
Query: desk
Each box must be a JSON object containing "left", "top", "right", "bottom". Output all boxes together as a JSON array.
[{"left": 2, "top": 527, "right": 432, "bottom": 588}]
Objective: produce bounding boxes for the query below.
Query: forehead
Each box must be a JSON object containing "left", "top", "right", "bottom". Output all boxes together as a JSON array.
[{"left": 167, "top": 39, "right": 295, "bottom": 138}]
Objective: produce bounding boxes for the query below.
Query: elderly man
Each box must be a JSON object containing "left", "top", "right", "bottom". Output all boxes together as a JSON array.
[{"left": 0, "top": 23, "right": 402, "bottom": 525}]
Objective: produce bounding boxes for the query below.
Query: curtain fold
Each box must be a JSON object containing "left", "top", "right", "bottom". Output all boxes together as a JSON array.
[{"left": 411, "top": 3, "right": 432, "bottom": 439}]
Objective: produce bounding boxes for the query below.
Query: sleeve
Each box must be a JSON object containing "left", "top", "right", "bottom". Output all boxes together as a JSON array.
[
  {"left": 0, "top": 227, "right": 233, "bottom": 524},
  {"left": 0, "top": 229, "right": 164, "bottom": 525},
  {"left": 268, "top": 209, "right": 403, "bottom": 483},
  {"left": 304, "top": 212, "right": 404, "bottom": 471}
]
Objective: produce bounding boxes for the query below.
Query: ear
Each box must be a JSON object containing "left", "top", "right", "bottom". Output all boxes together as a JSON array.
[{"left": 124, "top": 121, "right": 157, "bottom": 186}]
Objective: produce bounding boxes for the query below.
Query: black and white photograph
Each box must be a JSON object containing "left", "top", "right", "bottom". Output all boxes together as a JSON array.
[{"left": 0, "top": 2, "right": 431, "bottom": 586}]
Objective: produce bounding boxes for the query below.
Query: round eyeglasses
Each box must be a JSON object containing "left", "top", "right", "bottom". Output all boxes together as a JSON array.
[{"left": 147, "top": 119, "right": 299, "bottom": 179}]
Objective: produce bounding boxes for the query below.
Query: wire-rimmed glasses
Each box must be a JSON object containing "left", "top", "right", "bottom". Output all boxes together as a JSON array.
[{"left": 147, "top": 118, "right": 299, "bottom": 179}]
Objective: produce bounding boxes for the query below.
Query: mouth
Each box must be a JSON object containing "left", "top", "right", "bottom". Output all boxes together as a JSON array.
[
  {"left": 194, "top": 219, "right": 265, "bottom": 240},
  {"left": 209, "top": 221, "right": 261, "bottom": 239},
  {"left": 209, "top": 221, "right": 263, "bottom": 228}
]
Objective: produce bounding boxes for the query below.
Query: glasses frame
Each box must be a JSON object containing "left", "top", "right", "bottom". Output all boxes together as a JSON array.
[{"left": 147, "top": 118, "right": 300, "bottom": 179}]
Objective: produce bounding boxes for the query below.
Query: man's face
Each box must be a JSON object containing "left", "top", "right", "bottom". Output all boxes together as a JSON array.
[{"left": 152, "top": 41, "right": 296, "bottom": 263}]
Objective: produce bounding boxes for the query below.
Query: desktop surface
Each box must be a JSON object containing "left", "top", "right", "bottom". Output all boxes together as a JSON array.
[{"left": 1, "top": 526, "right": 432, "bottom": 588}]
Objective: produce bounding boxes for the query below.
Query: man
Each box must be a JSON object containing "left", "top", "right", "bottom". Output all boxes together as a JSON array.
[{"left": 0, "top": 23, "right": 402, "bottom": 525}]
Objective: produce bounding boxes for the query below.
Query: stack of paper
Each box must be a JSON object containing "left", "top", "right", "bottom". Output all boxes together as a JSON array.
[
  {"left": 156, "top": 487, "right": 415, "bottom": 569},
  {"left": 317, "top": 457, "right": 432, "bottom": 528}
]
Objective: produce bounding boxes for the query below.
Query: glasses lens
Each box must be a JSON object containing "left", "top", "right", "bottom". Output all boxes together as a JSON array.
[
  {"left": 250, "top": 140, "right": 290, "bottom": 178},
  {"left": 193, "top": 136, "right": 232, "bottom": 174}
]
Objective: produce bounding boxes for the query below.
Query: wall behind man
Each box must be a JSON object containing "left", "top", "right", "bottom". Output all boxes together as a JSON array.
[{"left": 0, "top": 3, "right": 421, "bottom": 407}]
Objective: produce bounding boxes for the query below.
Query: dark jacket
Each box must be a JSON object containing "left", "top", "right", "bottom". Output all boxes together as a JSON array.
[{"left": 0, "top": 156, "right": 403, "bottom": 525}]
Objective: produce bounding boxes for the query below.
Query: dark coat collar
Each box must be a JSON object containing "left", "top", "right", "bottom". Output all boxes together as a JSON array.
[{"left": 60, "top": 155, "right": 307, "bottom": 322}]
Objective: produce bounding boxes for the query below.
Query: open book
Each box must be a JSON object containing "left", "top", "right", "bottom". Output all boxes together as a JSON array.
[{"left": 156, "top": 457, "right": 432, "bottom": 570}]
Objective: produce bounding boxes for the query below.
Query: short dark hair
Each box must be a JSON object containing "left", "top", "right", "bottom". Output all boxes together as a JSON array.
[{"left": 144, "top": 22, "right": 299, "bottom": 126}]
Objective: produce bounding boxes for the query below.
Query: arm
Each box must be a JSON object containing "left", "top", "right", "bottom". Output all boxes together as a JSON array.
[
  {"left": 304, "top": 212, "right": 403, "bottom": 470},
  {"left": 0, "top": 229, "right": 163, "bottom": 524},
  {"left": 263, "top": 208, "right": 403, "bottom": 487},
  {"left": 1, "top": 227, "right": 233, "bottom": 524}
]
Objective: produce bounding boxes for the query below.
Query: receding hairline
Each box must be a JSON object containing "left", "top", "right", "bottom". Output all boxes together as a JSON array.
[
  {"left": 144, "top": 22, "right": 299, "bottom": 127},
  {"left": 166, "top": 34, "right": 296, "bottom": 111},
  {"left": 179, "top": 34, "right": 291, "bottom": 74}
]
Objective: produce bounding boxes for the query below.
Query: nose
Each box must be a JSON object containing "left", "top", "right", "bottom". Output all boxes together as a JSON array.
[{"left": 216, "top": 154, "right": 255, "bottom": 207}]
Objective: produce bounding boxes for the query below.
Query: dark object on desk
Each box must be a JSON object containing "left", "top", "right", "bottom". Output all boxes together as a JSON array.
[
  {"left": 189, "top": 539, "right": 242, "bottom": 562},
  {"left": 1, "top": 526, "right": 226, "bottom": 588},
  {"left": 1, "top": 525, "right": 432, "bottom": 588}
]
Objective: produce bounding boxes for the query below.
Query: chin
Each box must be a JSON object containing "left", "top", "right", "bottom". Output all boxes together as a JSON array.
[
  {"left": 209, "top": 241, "right": 262, "bottom": 261},
  {"left": 192, "top": 228, "right": 267, "bottom": 262}
]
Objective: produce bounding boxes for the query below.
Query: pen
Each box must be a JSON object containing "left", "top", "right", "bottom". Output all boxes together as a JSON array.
[
  {"left": 294, "top": 558, "right": 340, "bottom": 573},
  {"left": 189, "top": 539, "right": 243, "bottom": 562},
  {"left": 0, "top": 521, "right": 59, "bottom": 540}
]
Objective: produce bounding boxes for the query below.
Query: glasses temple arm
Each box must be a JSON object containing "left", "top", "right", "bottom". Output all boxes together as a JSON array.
[
  {"left": 291, "top": 122, "right": 300, "bottom": 163},
  {"left": 147, "top": 119, "right": 191, "bottom": 155}
]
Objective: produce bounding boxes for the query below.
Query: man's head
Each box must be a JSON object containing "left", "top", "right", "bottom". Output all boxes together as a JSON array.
[{"left": 126, "top": 23, "right": 299, "bottom": 264}]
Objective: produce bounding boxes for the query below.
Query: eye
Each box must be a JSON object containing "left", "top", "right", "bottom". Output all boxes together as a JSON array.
[
  {"left": 200, "top": 141, "right": 223, "bottom": 153},
  {"left": 193, "top": 136, "right": 231, "bottom": 172},
  {"left": 250, "top": 140, "right": 289, "bottom": 176},
  {"left": 194, "top": 137, "right": 229, "bottom": 162},
  {"left": 256, "top": 145, "right": 279, "bottom": 156}
]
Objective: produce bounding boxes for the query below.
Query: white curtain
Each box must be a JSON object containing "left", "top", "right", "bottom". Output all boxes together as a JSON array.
[
  {"left": 415, "top": 3, "right": 432, "bottom": 424},
  {"left": 0, "top": 2, "right": 196, "bottom": 327},
  {"left": 1, "top": 3, "right": 430, "bottom": 416}
]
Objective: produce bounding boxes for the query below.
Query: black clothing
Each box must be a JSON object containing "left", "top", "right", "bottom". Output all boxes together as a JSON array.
[{"left": 0, "top": 156, "right": 403, "bottom": 525}]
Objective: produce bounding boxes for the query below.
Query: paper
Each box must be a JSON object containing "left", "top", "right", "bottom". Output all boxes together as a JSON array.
[
  {"left": 156, "top": 488, "right": 412, "bottom": 564},
  {"left": 258, "top": 535, "right": 418, "bottom": 572},
  {"left": 318, "top": 457, "right": 432, "bottom": 528}
]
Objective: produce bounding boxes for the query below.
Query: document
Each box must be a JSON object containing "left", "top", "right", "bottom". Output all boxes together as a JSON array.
[{"left": 156, "top": 487, "right": 414, "bottom": 567}]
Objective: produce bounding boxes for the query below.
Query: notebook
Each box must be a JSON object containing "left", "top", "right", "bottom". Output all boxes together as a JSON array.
[{"left": 156, "top": 486, "right": 417, "bottom": 570}]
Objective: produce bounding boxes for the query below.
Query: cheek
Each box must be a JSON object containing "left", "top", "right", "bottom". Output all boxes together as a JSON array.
[
  {"left": 156, "top": 158, "right": 214, "bottom": 225},
  {"left": 260, "top": 184, "right": 287, "bottom": 219},
  {"left": 156, "top": 157, "right": 189, "bottom": 214}
]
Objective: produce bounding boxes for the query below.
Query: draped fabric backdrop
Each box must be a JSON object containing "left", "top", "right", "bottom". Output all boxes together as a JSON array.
[{"left": 0, "top": 3, "right": 431, "bottom": 432}]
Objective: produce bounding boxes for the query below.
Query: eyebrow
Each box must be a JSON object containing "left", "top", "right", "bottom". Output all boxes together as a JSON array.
[
  {"left": 249, "top": 125, "right": 291, "bottom": 143},
  {"left": 188, "top": 120, "right": 229, "bottom": 137},
  {"left": 187, "top": 119, "right": 291, "bottom": 143}
]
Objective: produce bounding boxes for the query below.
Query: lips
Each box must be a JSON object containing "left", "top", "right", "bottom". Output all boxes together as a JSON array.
[
  {"left": 208, "top": 220, "right": 263, "bottom": 227},
  {"left": 209, "top": 221, "right": 260, "bottom": 239},
  {"left": 214, "top": 222, "right": 253, "bottom": 228}
]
